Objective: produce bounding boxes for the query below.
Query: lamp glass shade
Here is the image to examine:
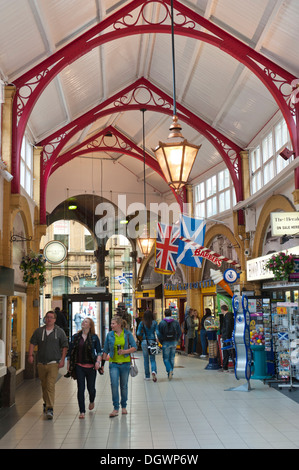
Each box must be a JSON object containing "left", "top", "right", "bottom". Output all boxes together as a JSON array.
[
  {"left": 136, "top": 226, "right": 155, "bottom": 257},
  {"left": 154, "top": 139, "right": 201, "bottom": 190}
]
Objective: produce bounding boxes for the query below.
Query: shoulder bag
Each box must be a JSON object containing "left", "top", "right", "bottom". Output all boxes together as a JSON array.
[{"left": 143, "top": 322, "right": 160, "bottom": 356}]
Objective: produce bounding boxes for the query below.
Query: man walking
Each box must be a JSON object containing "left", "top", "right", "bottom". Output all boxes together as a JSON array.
[
  {"left": 220, "top": 304, "right": 235, "bottom": 372},
  {"left": 28, "top": 310, "right": 68, "bottom": 419},
  {"left": 157, "top": 308, "right": 182, "bottom": 380}
]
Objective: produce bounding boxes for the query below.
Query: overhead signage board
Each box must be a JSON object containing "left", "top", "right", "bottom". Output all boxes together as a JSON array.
[{"left": 270, "top": 212, "right": 299, "bottom": 236}]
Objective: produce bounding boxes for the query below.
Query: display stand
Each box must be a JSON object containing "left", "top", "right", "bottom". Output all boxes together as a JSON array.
[
  {"left": 225, "top": 295, "right": 253, "bottom": 392},
  {"left": 272, "top": 302, "right": 299, "bottom": 391}
]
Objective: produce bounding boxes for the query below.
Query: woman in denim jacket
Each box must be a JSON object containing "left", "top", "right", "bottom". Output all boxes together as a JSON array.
[
  {"left": 102, "top": 315, "right": 137, "bottom": 417},
  {"left": 137, "top": 310, "right": 159, "bottom": 382}
]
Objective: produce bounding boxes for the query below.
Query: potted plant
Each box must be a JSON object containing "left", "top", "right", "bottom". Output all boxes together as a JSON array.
[
  {"left": 20, "top": 251, "right": 46, "bottom": 287},
  {"left": 265, "top": 252, "right": 294, "bottom": 281}
]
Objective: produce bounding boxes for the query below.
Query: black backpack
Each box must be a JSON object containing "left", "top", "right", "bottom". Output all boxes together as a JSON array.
[{"left": 165, "top": 321, "right": 177, "bottom": 341}]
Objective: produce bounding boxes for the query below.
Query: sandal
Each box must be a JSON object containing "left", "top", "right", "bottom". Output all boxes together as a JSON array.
[
  {"left": 109, "top": 409, "right": 119, "bottom": 418},
  {"left": 122, "top": 408, "right": 128, "bottom": 415},
  {"left": 152, "top": 372, "right": 157, "bottom": 382},
  {"left": 79, "top": 413, "right": 85, "bottom": 419},
  {"left": 89, "top": 402, "right": 94, "bottom": 410}
]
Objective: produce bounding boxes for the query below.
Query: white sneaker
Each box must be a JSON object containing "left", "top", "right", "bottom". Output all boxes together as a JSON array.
[
  {"left": 144, "top": 377, "right": 151, "bottom": 381},
  {"left": 200, "top": 354, "right": 207, "bottom": 358},
  {"left": 152, "top": 372, "right": 157, "bottom": 382},
  {"left": 168, "top": 371, "right": 173, "bottom": 381}
]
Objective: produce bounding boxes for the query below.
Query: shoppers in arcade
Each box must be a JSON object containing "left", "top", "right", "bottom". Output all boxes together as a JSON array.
[
  {"left": 28, "top": 311, "right": 68, "bottom": 420},
  {"left": 186, "top": 309, "right": 196, "bottom": 356},
  {"left": 157, "top": 308, "right": 182, "bottom": 380},
  {"left": 102, "top": 315, "right": 137, "bottom": 417},
  {"left": 192, "top": 309, "right": 200, "bottom": 355},
  {"left": 200, "top": 308, "right": 212, "bottom": 358},
  {"left": 67, "top": 317, "right": 102, "bottom": 419},
  {"left": 220, "top": 304, "right": 235, "bottom": 372},
  {"left": 137, "top": 309, "right": 159, "bottom": 382}
]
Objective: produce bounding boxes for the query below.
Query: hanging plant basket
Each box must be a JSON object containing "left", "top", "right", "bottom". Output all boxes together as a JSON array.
[
  {"left": 19, "top": 251, "right": 46, "bottom": 287},
  {"left": 265, "top": 252, "right": 294, "bottom": 281}
]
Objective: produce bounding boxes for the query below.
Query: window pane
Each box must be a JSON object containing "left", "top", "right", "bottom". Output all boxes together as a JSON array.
[
  {"left": 25, "top": 169, "right": 32, "bottom": 197},
  {"left": 85, "top": 235, "right": 94, "bottom": 251},
  {"left": 219, "top": 189, "right": 231, "bottom": 213},
  {"left": 206, "top": 176, "right": 217, "bottom": 197},
  {"left": 207, "top": 196, "right": 217, "bottom": 217},
  {"left": 195, "top": 182, "right": 205, "bottom": 202},
  {"left": 195, "top": 201, "right": 205, "bottom": 219},
  {"left": 264, "top": 160, "right": 274, "bottom": 185},
  {"left": 275, "top": 120, "right": 288, "bottom": 152},
  {"left": 250, "top": 146, "right": 260, "bottom": 172},
  {"left": 26, "top": 141, "right": 33, "bottom": 169},
  {"left": 218, "top": 169, "right": 230, "bottom": 191},
  {"left": 276, "top": 153, "right": 290, "bottom": 173},
  {"left": 54, "top": 234, "right": 69, "bottom": 250},
  {"left": 20, "top": 161, "right": 25, "bottom": 188},
  {"left": 251, "top": 171, "right": 261, "bottom": 194},
  {"left": 262, "top": 133, "right": 273, "bottom": 163}
]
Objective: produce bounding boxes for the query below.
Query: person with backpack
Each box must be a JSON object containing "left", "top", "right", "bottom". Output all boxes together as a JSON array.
[{"left": 157, "top": 308, "right": 182, "bottom": 380}]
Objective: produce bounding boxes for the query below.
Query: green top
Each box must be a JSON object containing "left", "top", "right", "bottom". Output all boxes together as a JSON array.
[{"left": 109, "top": 330, "right": 131, "bottom": 363}]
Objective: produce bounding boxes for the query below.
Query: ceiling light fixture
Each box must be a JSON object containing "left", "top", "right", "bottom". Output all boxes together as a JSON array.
[
  {"left": 153, "top": 0, "right": 201, "bottom": 191},
  {"left": 137, "top": 109, "right": 155, "bottom": 257}
]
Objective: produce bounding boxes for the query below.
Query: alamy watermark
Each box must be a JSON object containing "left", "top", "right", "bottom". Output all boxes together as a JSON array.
[{"left": 94, "top": 194, "right": 192, "bottom": 240}]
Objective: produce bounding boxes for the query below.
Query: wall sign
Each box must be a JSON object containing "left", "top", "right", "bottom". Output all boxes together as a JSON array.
[{"left": 271, "top": 212, "right": 299, "bottom": 236}]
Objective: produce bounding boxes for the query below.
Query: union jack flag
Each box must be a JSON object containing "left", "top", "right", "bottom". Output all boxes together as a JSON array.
[{"left": 154, "top": 222, "right": 180, "bottom": 274}]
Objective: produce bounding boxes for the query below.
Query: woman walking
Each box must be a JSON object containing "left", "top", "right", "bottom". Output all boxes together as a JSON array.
[
  {"left": 102, "top": 315, "right": 137, "bottom": 418},
  {"left": 137, "top": 310, "right": 159, "bottom": 382},
  {"left": 67, "top": 318, "right": 102, "bottom": 419}
]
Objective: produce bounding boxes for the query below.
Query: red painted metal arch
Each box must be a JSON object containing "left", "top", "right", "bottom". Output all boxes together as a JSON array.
[{"left": 10, "top": 0, "right": 298, "bottom": 200}]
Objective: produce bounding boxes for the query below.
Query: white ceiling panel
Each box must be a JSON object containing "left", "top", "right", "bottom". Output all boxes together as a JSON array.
[
  {"left": 59, "top": 48, "right": 103, "bottom": 117},
  {"left": 28, "top": 78, "right": 68, "bottom": 141},
  {"left": 0, "top": 0, "right": 46, "bottom": 78},
  {"left": 38, "top": 0, "right": 98, "bottom": 47},
  {"left": 0, "top": 0, "right": 298, "bottom": 210}
]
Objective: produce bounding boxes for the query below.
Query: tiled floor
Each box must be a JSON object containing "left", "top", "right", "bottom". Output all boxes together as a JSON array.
[{"left": 1, "top": 352, "right": 299, "bottom": 450}]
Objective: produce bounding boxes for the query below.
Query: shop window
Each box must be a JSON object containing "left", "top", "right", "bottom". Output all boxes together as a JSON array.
[
  {"left": 11, "top": 295, "right": 25, "bottom": 372},
  {"left": 53, "top": 276, "right": 71, "bottom": 296},
  {"left": 0, "top": 296, "right": 6, "bottom": 374}
]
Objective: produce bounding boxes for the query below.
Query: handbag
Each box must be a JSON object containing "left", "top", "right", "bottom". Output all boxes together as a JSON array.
[
  {"left": 130, "top": 355, "right": 138, "bottom": 377},
  {"left": 143, "top": 323, "right": 160, "bottom": 356}
]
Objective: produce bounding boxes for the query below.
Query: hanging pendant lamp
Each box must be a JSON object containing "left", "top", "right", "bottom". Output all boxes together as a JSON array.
[{"left": 154, "top": 0, "right": 201, "bottom": 191}]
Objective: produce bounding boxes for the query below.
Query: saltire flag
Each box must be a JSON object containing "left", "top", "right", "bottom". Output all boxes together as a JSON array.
[
  {"left": 154, "top": 222, "right": 180, "bottom": 274},
  {"left": 115, "top": 275, "right": 127, "bottom": 285},
  {"left": 177, "top": 215, "right": 206, "bottom": 268}
]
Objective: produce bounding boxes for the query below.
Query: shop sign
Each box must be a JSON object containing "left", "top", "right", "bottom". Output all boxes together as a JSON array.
[
  {"left": 271, "top": 212, "right": 299, "bottom": 236},
  {"left": 247, "top": 246, "right": 299, "bottom": 281}
]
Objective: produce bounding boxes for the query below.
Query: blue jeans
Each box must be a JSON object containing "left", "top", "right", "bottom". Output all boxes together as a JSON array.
[
  {"left": 109, "top": 362, "right": 131, "bottom": 410},
  {"left": 141, "top": 340, "right": 157, "bottom": 378},
  {"left": 162, "top": 341, "right": 177, "bottom": 374},
  {"left": 75, "top": 365, "right": 97, "bottom": 413},
  {"left": 200, "top": 329, "right": 207, "bottom": 355}
]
